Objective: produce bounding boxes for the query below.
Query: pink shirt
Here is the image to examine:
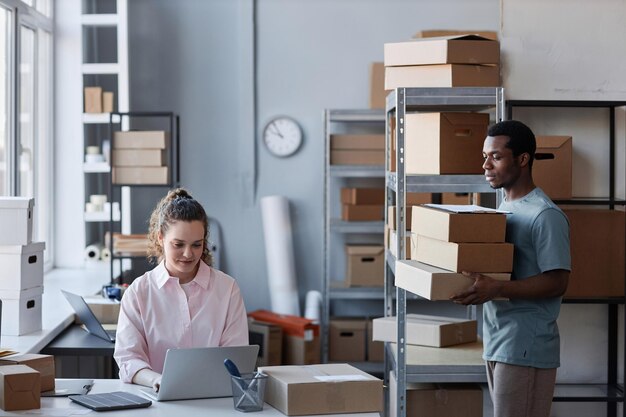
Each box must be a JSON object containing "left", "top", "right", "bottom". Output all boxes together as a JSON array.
[{"left": 114, "top": 261, "right": 249, "bottom": 382}]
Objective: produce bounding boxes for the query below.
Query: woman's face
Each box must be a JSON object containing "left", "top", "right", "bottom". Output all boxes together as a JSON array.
[{"left": 159, "top": 220, "right": 205, "bottom": 282}]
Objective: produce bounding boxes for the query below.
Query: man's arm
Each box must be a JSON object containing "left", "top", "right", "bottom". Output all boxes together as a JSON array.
[{"left": 449, "top": 269, "right": 569, "bottom": 305}]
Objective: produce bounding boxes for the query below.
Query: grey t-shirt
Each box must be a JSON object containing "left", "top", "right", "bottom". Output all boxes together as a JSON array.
[{"left": 483, "top": 187, "right": 571, "bottom": 368}]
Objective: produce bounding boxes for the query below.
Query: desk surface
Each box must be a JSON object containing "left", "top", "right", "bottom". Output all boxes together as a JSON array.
[
  {"left": 0, "top": 379, "right": 381, "bottom": 416},
  {"left": 41, "top": 324, "right": 115, "bottom": 356},
  {"left": 2, "top": 267, "right": 110, "bottom": 354}
]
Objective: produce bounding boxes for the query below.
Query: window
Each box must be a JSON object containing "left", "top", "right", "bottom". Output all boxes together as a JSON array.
[{"left": 1, "top": 1, "right": 53, "bottom": 269}]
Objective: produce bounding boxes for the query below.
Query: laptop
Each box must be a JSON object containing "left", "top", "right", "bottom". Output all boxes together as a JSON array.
[
  {"left": 61, "top": 290, "right": 117, "bottom": 342},
  {"left": 140, "top": 345, "right": 260, "bottom": 402}
]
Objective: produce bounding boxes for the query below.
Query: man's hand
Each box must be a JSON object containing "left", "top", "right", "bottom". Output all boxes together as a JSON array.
[{"left": 449, "top": 271, "right": 504, "bottom": 305}]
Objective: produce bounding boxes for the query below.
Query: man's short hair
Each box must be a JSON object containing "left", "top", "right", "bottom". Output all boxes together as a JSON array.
[{"left": 487, "top": 120, "right": 536, "bottom": 168}]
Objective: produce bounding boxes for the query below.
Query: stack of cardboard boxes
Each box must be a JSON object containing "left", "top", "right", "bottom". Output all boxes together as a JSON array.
[
  {"left": 112, "top": 130, "right": 169, "bottom": 184},
  {"left": 0, "top": 354, "right": 56, "bottom": 411},
  {"left": 396, "top": 205, "right": 512, "bottom": 300},
  {"left": 340, "top": 187, "right": 384, "bottom": 222},
  {"left": 329, "top": 134, "right": 385, "bottom": 166}
]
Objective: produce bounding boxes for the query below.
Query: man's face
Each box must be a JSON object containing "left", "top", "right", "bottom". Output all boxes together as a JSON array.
[{"left": 482, "top": 135, "right": 523, "bottom": 190}]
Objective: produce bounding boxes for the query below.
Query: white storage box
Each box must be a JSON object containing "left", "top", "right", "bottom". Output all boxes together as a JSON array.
[
  {"left": 0, "top": 197, "right": 34, "bottom": 245},
  {"left": 0, "top": 242, "right": 45, "bottom": 291},
  {"left": 0, "top": 286, "right": 43, "bottom": 336}
]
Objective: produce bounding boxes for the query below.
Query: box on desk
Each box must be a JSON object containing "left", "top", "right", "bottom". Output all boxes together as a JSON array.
[
  {"left": 113, "top": 130, "right": 169, "bottom": 149},
  {"left": 329, "top": 318, "right": 366, "bottom": 362},
  {"left": 259, "top": 363, "right": 382, "bottom": 416},
  {"left": 390, "top": 370, "right": 482, "bottom": 417},
  {"left": 415, "top": 235, "right": 513, "bottom": 272},
  {"left": 372, "top": 314, "right": 476, "bottom": 347},
  {"left": 346, "top": 245, "right": 384, "bottom": 287},
  {"left": 0, "top": 365, "right": 40, "bottom": 411},
  {"left": 0, "top": 197, "right": 34, "bottom": 246},
  {"left": 411, "top": 205, "right": 506, "bottom": 242},
  {"left": 0, "top": 242, "right": 45, "bottom": 291},
  {"left": 534, "top": 135, "right": 572, "bottom": 200},
  {"left": 0, "top": 286, "right": 43, "bottom": 336},
  {"left": 395, "top": 260, "right": 510, "bottom": 300},
  {"left": 405, "top": 112, "right": 489, "bottom": 174},
  {"left": 248, "top": 319, "right": 283, "bottom": 367},
  {"left": 0, "top": 354, "right": 54, "bottom": 392}
]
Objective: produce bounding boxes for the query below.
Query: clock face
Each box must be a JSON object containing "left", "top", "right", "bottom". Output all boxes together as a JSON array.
[{"left": 263, "top": 117, "right": 303, "bottom": 157}]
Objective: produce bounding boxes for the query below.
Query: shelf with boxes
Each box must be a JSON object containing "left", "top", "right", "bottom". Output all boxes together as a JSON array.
[
  {"left": 106, "top": 111, "right": 180, "bottom": 284},
  {"left": 507, "top": 100, "right": 626, "bottom": 412},
  {"left": 0, "top": 197, "right": 46, "bottom": 337}
]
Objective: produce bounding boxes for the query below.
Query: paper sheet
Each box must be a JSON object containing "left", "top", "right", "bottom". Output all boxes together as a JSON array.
[{"left": 424, "top": 203, "right": 510, "bottom": 214}]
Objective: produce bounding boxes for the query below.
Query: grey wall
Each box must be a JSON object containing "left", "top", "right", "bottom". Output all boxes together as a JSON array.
[{"left": 126, "top": 0, "right": 499, "bottom": 312}]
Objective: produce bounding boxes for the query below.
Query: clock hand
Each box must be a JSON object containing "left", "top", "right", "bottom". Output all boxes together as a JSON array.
[{"left": 270, "top": 122, "right": 284, "bottom": 138}]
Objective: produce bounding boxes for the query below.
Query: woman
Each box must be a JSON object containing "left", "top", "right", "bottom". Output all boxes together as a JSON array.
[{"left": 114, "top": 188, "right": 248, "bottom": 391}]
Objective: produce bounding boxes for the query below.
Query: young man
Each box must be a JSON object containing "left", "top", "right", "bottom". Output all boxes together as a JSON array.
[{"left": 450, "top": 120, "right": 571, "bottom": 417}]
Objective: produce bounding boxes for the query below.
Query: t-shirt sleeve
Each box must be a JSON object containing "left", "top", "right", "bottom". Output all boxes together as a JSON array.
[{"left": 532, "top": 208, "right": 571, "bottom": 273}]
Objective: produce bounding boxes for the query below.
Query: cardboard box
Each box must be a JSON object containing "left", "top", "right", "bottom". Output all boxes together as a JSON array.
[
  {"left": 330, "top": 134, "right": 384, "bottom": 150},
  {"left": 0, "top": 355, "right": 54, "bottom": 392},
  {"left": 411, "top": 205, "right": 506, "bottom": 243},
  {"left": 390, "top": 370, "right": 482, "bottom": 417},
  {"left": 283, "top": 334, "right": 320, "bottom": 365},
  {"left": 385, "top": 64, "right": 500, "bottom": 90},
  {"left": 81, "top": 296, "right": 120, "bottom": 324},
  {"left": 258, "top": 364, "right": 382, "bottom": 416},
  {"left": 369, "top": 62, "right": 386, "bottom": 109},
  {"left": 372, "top": 314, "right": 476, "bottom": 347},
  {"left": 248, "top": 320, "right": 283, "bottom": 367},
  {"left": 346, "top": 245, "right": 384, "bottom": 287},
  {"left": 0, "top": 197, "right": 33, "bottom": 246},
  {"left": 112, "top": 149, "right": 165, "bottom": 167},
  {"left": 0, "top": 242, "right": 45, "bottom": 291},
  {"left": 405, "top": 112, "right": 489, "bottom": 174},
  {"left": 329, "top": 319, "right": 366, "bottom": 362},
  {"left": 113, "top": 131, "right": 168, "bottom": 149},
  {"left": 0, "top": 365, "right": 40, "bottom": 411},
  {"left": 389, "top": 229, "right": 411, "bottom": 259},
  {"left": 406, "top": 192, "right": 433, "bottom": 206},
  {"left": 0, "top": 286, "right": 43, "bottom": 335},
  {"left": 330, "top": 150, "right": 384, "bottom": 165},
  {"left": 102, "top": 91, "right": 114, "bottom": 113},
  {"left": 367, "top": 320, "right": 384, "bottom": 362},
  {"left": 395, "top": 260, "right": 510, "bottom": 300},
  {"left": 84, "top": 86, "right": 102, "bottom": 113},
  {"left": 112, "top": 167, "right": 168, "bottom": 185},
  {"left": 384, "top": 35, "right": 500, "bottom": 67},
  {"left": 410, "top": 232, "right": 419, "bottom": 260},
  {"left": 416, "top": 235, "right": 513, "bottom": 272},
  {"left": 441, "top": 192, "right": 481, "bottom": 205},
  {"left": 533, "top": 136, "right": 573, "bottom": 200},
  {"left": 564, "top": 209, "right": 625, "bottom": 297},
  {"left": 414, "top": 29, "right": 498, "bottom": 41},
  {"left": 388, "top": 206, "right": 412, "bottom": 231},
  {"left": 341, "top": 188, "right": 385, "bottom": 205},
  {"left": 341, "top": 204, "right": 384, "bottom": 221}
]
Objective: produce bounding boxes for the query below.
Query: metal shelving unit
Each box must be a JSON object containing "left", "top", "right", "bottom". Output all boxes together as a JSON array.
[
  {"left": 385, "top": 87, "right": 505, "bottom": 417},
  {"left": 507, "top": 99, "right": 626, "bottom": 417},
  {"left": 322, "top": 109, "right": 387, "bottom": 368}
]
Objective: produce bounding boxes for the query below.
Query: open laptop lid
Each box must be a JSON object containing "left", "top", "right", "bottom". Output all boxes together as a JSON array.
[
  {"left": 61, "top": 290, "right": 115, "bottom": 342},
  {"left": 154, "top": 345, "right": 259, "bottom": 401}
]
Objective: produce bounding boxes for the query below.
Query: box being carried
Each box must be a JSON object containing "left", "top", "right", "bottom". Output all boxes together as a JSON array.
[
  {"left": 258, "top": 364, "right": 382, "bottom": 416},
  {"left": 372, "top": 314, "right": 476, "bottom": 347},
  {"left": 0, "top": 197, "right": 34, "bottom": 246},
  {"left": 395, "top": 260, "right": 510, "bottom": 300}
]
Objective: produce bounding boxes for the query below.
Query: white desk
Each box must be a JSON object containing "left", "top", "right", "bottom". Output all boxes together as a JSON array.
[
  {"left": 2, "top": 267, "right": 110, "bottom": 354},
  {"left": 0, "top": 379, "right": 381, "bottom": 416}
]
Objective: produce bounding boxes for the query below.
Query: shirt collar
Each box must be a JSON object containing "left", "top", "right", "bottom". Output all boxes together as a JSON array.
[{"left": 154, "top": 260, "right": 211, "bottom": 290}]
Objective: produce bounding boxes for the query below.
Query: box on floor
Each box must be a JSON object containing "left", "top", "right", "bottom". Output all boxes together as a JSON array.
[
  {"left": 0, "top": 365, "right": 40, "bottom": 411},
  {"left": 259, "top": 364, "right": 382, "bottom": 416},
  {"left": 0, "top": 354, "right": 54, "bottom": 392},
  {"left": 395, "top": 260, "right": 510, "bottom": 300},
  {"left": 329, "top": 318, "right": 366, "bottom": 362},
  {"left": 533, "top": 135, "right": 572, "bottom": 200},
  {"left": 372, "top": 314, "right": 476, "bottom": 347},
  {"left": 345, "top": 245, "right": 384, "bottom": 287},
  {"left": 0, "top": 197, "right": 34, "bottom": 246},
  {"left": 389, "top": 370, "right": 482, "bottom": 417}
]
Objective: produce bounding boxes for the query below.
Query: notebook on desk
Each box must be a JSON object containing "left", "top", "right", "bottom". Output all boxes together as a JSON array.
[
  {"left": 61, "top": 290, "right": 117, "bottom": 342},
  {"left": 140, "top": 345, "right": 260, "bottom": 402}
]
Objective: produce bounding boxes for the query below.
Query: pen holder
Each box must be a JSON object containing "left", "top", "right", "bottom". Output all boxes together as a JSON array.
[{"left": 230, "top": 372, "right": 267, "bottom": 412}]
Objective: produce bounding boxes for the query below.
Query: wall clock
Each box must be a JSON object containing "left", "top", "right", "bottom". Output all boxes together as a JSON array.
[{"left": 262, "top": 116, "right": 303, "bottom": 157}]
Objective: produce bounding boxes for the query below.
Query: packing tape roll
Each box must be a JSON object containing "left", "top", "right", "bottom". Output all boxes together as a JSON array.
[
  {"left": 90, "top": 194, "right": 107, "bottom": 204},
  {"left": 85, "top": 243, "right": 104, "bottom": 260},
  {"left": 260, "top": 195, "right": 300, "bottom": 316},
  {"left": 86, "top": 146, "right": 100, "bottom": 155},
  {"left": 304, "top": 290, "right": 322, "bottom": 323}
]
